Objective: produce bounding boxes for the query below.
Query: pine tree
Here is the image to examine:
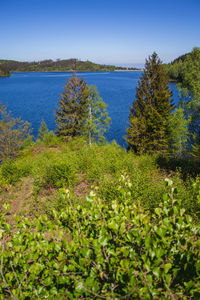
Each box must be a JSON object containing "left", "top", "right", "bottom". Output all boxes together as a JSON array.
[
  {"left": 126, "top": 52, "right": 174, "bottom": 154},
  {"left": 55, "top": 73, "right": 90, "bottom": 138}
]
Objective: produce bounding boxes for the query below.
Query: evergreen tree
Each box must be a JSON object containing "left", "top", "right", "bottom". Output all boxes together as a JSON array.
[
  {"left": 126, "top": 52, "right": 174, "bottom": 154},
  {"left": 84, "top": 85, "right": 111, "bottom": 146},
  {"left": 55, "top": 73, "right": 90, "bottom": 138}
]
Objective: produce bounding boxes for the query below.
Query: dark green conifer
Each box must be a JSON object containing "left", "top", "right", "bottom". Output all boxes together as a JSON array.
[
  {"left": 126, "top": 52, "right": 174, "bottom": 154},
  {"left": 55, "top": 73, "right": 90, "bottom": 138}
]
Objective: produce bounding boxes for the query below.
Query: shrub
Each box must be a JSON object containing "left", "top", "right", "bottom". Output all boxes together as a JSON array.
[
  {"left": 0, "top": 177, "right": 199, "bottom": 299},
  {"left": 0, "top": 160, "right": 22, "bottom": 184},
  {"left": 0, "top": 103, "right": 31, "bottom": 161},
  {"left": 41, "top": 161, "right": 76, "bottom": 188}
]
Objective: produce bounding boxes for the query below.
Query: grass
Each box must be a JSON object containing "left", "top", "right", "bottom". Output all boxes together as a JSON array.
[{"left": 0, "top": 137, "right": 200, "bottom": 222}]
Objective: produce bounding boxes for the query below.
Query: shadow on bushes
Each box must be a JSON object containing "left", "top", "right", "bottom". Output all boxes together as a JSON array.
[{"left": 156, "top": 156, "right": 200, "bottom": 179}]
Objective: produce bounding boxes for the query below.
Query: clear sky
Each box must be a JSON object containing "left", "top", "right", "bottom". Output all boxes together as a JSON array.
[{"left": 0, "top": 0, "right": 200, "bottom": 66}]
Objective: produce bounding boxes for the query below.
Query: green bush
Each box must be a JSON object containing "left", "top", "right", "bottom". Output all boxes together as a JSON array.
[
  {"left": 0, "top": 177, "right": 199, "bottom": 299},
  {"left": 36, "top": 131, "right": 61, "bottom": 146},
  {"left": 41, "top": 161, "right": 77, "bottom": 188},
  {"left": 98, "top": 177, "right": 122, "bottom": 202},
  {"left": 0, "top": 160, "right": 22, "bottom": 184}
]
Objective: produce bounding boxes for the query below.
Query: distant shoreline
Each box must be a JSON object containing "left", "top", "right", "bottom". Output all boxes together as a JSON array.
[
  {"left": 10, "top": 69, "right": 143, "bottom": 73},
  {"left": 115, "top": 69, "right": 143, "bottom": 72}
]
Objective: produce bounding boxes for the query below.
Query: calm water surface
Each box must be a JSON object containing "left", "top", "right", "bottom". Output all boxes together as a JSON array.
[{"left": 0, "top": 71, "right": 180, "bottom": 147}]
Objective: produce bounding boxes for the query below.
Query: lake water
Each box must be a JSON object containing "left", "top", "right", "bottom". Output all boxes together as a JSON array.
[{"left": 0, "top": 71, "right": 180, "bottom": 147}]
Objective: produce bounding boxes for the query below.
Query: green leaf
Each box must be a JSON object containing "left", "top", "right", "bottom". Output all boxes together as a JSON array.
[
  {"left": 164, "top": 263, "right": 172, "bottom": 274},
  {"left": 153, "top": 267, "right": 160, "bottom": 278},
  {"left": 155, "top": 208, "right": 160, "bottom": 216}
]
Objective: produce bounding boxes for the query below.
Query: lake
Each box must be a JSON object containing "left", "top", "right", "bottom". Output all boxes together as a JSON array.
[{"left": 0, "top": 71, "right": 180, "bottom": 147}]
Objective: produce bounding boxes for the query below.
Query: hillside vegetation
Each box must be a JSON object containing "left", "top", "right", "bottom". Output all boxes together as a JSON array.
[
  {"left": 0, "top": 65, "right": 10, "bottom": 77},
  {"left": 0, "top": 138, "right": 200, "bottom": 298},
  {"left": 164, "top": 47, "right": 199, "bottom": 83},
  {"left": 0, "top": 51, "right": 200, "bottom": 298},
  {"left": 0, "top": 59, "right": 139, "bottom": 73}
]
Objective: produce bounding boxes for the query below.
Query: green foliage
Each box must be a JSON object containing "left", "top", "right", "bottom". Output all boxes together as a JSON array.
[
  {"left": 41, "top": 161, "right": 77, "bottom": 188},
  {"left": 168, "top": 107, "right": 189, "bottom": 157},
  {"left": 38, "top": 119, "right": 49, "bottom": 140},
  {"left": 0, "top": 177, "right": 200, "bottom": 298},
  {"left": 177, "top": 47, "right": 200, "bottom": 158},
  {"left": 2, "top": 138, "right": 198, "bottom": 216},
  {"left": 0, "top": 58, "right": 119, "bottom": 72},
  {"left": 192, "top": 143, "right": 200, "bottom": 160},
  {"left": 55, "top": 74, "right": 90, "bottom": 138},
  {"left": 37, "top": 120, "right": 60, "bottom": 146},
  {"left": 84, "top": 85, "right": 111, "bottom": 145},
  {"left": 0, "top": 103, "right": 31, "bottom": 161},
  {"left": 0, "top": 65, "right": 10, "bottom": 77},
  {"left": 0, "top": 160, "right": 29, "bottom": 185},
  {"left": 126, "top": 52, "right": 174, "bottom": 155},
  {"left": 55, "top": 77, "right": 110, "bottom": 145},
  {"left": 179, "top": 47, "right": 200, "bottom": 101},
  {"left": 164, "top": 61, "right": 184, "bottom": 82},
  {"left": 20, "top": 135, "right": 34, "bottom": 149}
]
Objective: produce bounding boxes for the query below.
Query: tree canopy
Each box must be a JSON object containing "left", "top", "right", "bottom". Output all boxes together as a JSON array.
[
  {"left": 0, "top": 65, "right": 10, "bottom": 77},
  {"left": 55, "top": 74, "right": 90, "bottom": 138},
  {"left": 84, "top": 85, "right": 111, "bottom": 145},
  {"left": 55, "top": 75, "right": 110, "bottom": 144},
  {"left": 178, "top": 47, "right": 200, "bottom": 159},
  {"left": 126, "top": 52, "right": 174, "bottom": 154},
  {"left": 0, "top": 103, "right": 31, "bottom": 161}
]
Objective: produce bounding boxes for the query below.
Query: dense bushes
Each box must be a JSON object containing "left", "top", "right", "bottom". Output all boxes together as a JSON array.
[
  {"left": 0, "top": 139, "right": 200, "bottom": 216},
  {"left": 41, "top": 162, "right": 77, "bottom": 188},
  {"left": 0, "top": 177, "right": 199, "bottom": 298},
  {"left": 0, "top": 160, "right": 30, "bottom": 185}
]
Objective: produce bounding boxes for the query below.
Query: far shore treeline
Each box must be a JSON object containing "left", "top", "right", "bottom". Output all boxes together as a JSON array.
[
  {"left": 0, "top": 65, "right": 10, "bottom": 77},
  {"left": 0, "top": 58, "right": 141, "bottom": 73}
]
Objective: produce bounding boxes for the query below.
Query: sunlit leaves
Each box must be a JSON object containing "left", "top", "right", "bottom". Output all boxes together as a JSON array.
[{"left": 0, "top": 176, "right": 200, "bottom": 298}]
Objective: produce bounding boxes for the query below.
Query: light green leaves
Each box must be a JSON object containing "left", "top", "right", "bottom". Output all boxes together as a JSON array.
[{"left": 0, "top": 177, "right": 199, "bottom": 299}]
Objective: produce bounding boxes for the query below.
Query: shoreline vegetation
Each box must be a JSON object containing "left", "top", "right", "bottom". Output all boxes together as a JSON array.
[
  {"left": 9, "top": 69, "right": 144, "bottom": 73},
  {"left": 0, "top": 65, "right": 11, "bottom": 77},
  {"left": 0, "top": 58, "right": 141, "bottom": 73}
]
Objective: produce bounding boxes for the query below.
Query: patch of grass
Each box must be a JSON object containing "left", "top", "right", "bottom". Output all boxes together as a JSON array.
[{"left": 0, "top": 138, "right": 199, "bottom": 219}]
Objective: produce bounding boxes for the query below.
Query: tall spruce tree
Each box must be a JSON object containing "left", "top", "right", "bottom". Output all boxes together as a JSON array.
[
  {"left": 126, "top": 52, "right": 174, "bottom": 154},
  {"left": 55, "top": 73, "right": 90, "bottom": 138}
]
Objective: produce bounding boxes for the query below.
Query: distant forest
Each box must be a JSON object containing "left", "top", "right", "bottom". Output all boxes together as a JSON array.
[
  {"left": 164, "top": 51, "right": 190, "bottom": 82},
  {"left": 0, "top": 65, "right": 10, "bottom": 77},
  {"left": 0, "top": 58, "right": 140, "bottom": 73}
]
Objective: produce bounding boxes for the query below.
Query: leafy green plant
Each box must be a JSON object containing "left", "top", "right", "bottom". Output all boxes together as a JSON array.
[
  {"left": 0, "top": 160, "right": 22, "bottom": 185},
  {"left": 0, "top": 177, "right": 199, "bottom": 299},
  {"left": 41, "top": 161, "right": 77, "bottom": 188}
]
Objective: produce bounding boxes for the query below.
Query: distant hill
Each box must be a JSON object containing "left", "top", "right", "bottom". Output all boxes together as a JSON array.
[
  {"left": 0, "top": 65, "right": 10, "bottom": 77},
  {"left": 171, "top": 52, "right": 189, "bottom": 64},
  {"left": 0, "top": 59, "right": 140, "bottom": 73}
]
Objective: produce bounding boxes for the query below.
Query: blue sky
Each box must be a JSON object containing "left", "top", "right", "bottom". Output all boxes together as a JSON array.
[{"left": 0, "top": 0, "right": 200, "bottom": 66}]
